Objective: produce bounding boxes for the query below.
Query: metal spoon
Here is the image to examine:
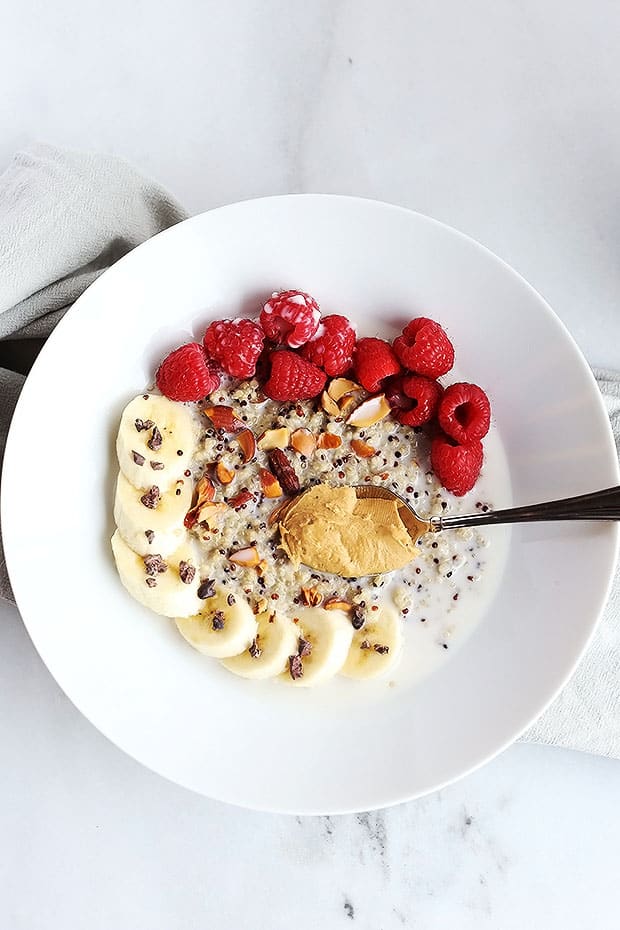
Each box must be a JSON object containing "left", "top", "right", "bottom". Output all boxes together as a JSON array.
[{"left": 355, "top": 484, "right": 620, "bottom": 544}]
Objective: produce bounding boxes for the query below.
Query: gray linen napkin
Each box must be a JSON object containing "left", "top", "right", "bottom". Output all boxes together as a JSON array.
[
  {"left": 0, "top": 143, "right": 187, "bottom": 599},
  {"left": 0, "top": 144, "right": 618, "bottom": 759}
]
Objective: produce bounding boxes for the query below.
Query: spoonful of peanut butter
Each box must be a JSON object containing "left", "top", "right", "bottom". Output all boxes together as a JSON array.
[
  {"left": 276, "top": 484, "right": 427, "bottom": 577},
  {"left": 274, "top": 482, "right": 620, "bottom": 577}
]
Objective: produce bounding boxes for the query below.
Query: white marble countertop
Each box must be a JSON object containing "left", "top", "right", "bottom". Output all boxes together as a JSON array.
[{"left": 1, "top": 1, "right": 620, "bottom": 926}]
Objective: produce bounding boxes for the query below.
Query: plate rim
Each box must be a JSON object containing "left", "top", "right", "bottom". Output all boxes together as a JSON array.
[{"left": 2, "top": 193, "right": 618, "bottom": 814}]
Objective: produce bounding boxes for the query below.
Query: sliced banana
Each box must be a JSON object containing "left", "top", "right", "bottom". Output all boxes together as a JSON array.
[
  {"left": 221, "top": 610, "right": 299, "bottom": 679},
  {"left": 175, "top": 592, "right": 257, "bottom": 659},
  {"left": 340, "top": 605, "right": 402, "bottom": 679},
  {"left": 113, "top": 471, "right": 192, "bottom": 557},
  {"left": 281, "top": 607, "right": 353, "bottom": 687},
  {"left": 111, "top": 530, "right": 201, "bottom": 618},
  {"left": 116, "top": 392, "right": 197, "bottom": 492}
]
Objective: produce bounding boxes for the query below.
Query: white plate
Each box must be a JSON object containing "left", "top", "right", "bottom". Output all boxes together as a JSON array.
[{"left": 2, "top": 196, "right": 617, "bottom": 814}]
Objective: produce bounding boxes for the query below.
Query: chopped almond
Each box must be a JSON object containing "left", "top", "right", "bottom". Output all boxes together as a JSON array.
[
  {"left": 215, "top": 461, "right": 234, "bottom": 484},
  {"left": 338, "top": 394, "right": 360, "bottom": 418},
  {"left": 317, "top": 432, "right": 342, "bottom": 449},
  {"left": 227, "top": 489, "right": 254, "bottom": 509},
  {"left": 196, "top": 501, "right": 229, "bottom": 526},
  {"left": 351, "top": 438, "right": 376, "bottom": 458},
  {"left": 323, "top": 597, "right": 352, "bottom": 611},
  {"left": 259, "top": 467, "right": 283, "bottom": 498},
  {"left": 290, "top": 428, "right": 316, "bottom": 457},
  {"left": 301, "top": 586, "right": 322, "bottom": 607},
  {"left": 237, "top": 428, "right": 256, "bottom": 463},
  {"left": 229, "top": 546, "right": 260, "bottom": 567},
  {"left": 320, "top": 391, "right": 340, "bottom": 417},
  {"left": 203, "top": 404, "right": 245, "bottom": 432},
  {"left": 257, "top": 427, "right": 290, "bottom": 451},
  {"left": 327, "top": 377, "right": 362, "bottom": 401},
  {"left": 346, "top": 393, "right": 391, "bottom": 427},
  {"left": 184, "top": 475, "right": 215, "bottom": 528}
]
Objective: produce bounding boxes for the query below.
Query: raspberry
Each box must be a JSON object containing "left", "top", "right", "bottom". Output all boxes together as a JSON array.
[
  {"left": 300, "top": 314, "right": 356, "bottom": 376},
  {"left": 203, "top": 318, "right": 265, "bottom": 378},
  {"left": 263, "top": 351, "right": 326, "bottom": 402},
  {"left": 431, "top": 434, "right": 483, "bottom": 497},
  {"left": 352, "top": 338, "right": 401, "bottom": 393},
  {"left": 260, "top": 290, "right": 321, "bottom": 348},
  {"left": 438, "top": 382, "right": 491, "bottom": 443},
  {"left": 396, "top": 375, "right": 443, "bottom": 427},
  {"left": 393, "top": 317, "right": 454, "bottom": 378},
  {"left": 156, "top": 343, "right": 220, "bottom": 402}
]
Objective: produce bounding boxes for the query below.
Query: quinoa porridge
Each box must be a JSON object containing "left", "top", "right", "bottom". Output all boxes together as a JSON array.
[{"left": 111, "top": 290, "right": 509, "bottom": 687}]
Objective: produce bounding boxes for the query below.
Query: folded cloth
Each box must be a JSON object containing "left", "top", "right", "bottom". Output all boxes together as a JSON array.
[
  {"left": 521, "top": 369, "right": 620, "bottom": 756},
  {"left": 0, "top": 143, "right": 187, "bottom": 600},
  {"left": 0, "top": 144, "right": 618, "bottom": 758}
]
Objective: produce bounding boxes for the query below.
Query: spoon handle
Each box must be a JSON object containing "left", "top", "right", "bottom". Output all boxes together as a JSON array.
[{"left": 430, "top": 485, "right": 620, "bottom": 531}]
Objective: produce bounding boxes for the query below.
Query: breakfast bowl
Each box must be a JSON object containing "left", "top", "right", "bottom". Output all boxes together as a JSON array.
[{"left": 2, "top": 195, "right": 617, "bottom": 814}]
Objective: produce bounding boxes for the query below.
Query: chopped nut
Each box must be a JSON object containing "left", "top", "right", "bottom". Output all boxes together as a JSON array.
[
  {"left": 237, "top": 428, "right": 256, "bottom": 463},
  {"left": 290, "top": 428, "right": 316, "bottom": 457},
  {"left": 317, "top": 432, "right": 342, "bottom": 450},
  {"left": 144, "top": 530, "right": 154, "bottom": 544},
  {"left": 196, "top": 502, "right": 229, "bottom": 526},
  {"left": 215, "top": 461, "right": 235, "bottom": 484},
  {"left": 249, "top": 637, "right": 262, "bottom": 658},
  {"left": 184, "top": 476, "right": 215, "bottom": 528},
  {"left": 203, "top": 404, "right": 245, "bottom": 432},
  {"left": 350, "top": 438, "right": 376, "bottom": 458},
  {"left": 327, "top": 377, "right": 363, "bottom": 401},
  {"left": 227, "top": 489, "right": 254, "bottom": 509},
  {"left": 131, "top": 450, "right": 145, "bottom": 466},
  {"left": 257, "top": 427, "right": 290, "bottom": 451},
  {"left": 346, "top": 393, "right": 391, "bottom": 427},
  {"left": 373, "top": 643, "right": 389, "bottom": 655},
  {"left": 259, "top": 468, "right": 283, "bottom": 498},
  {"left": 298, "top": 637, "right": 312, "bottom": 658},
  {"left": 229, "top": 546, "right": 260, "bottom": 567},
  {"left": 150, "top": 460, "right": 165, "bottom": 470},
  {"left": 360, "top": 639, "right": 371, "bottom": 650},
  {"left": 320, "top": 391, "right": 340, "bottom": 416},
  {"left": 267, "top": 449, "right": 300, "bottom": 493},
  {"left": 323, "top": 597, "right": 352, "bottom": 612},
  {"left": 301, "top": 586, "right": 322, "bottom": 607}
]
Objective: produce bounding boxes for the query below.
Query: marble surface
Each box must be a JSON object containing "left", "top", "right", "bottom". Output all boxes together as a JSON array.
[{"left": 1, "top": 0, "right": 620, "bottom": 926}]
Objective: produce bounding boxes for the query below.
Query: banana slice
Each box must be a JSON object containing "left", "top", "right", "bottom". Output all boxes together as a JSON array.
[
  {"left": 114, "top": 471, "right": 192, "bottom": 557},
  {"left": 175, "top": 592, "right": 257, "bottom": 658},
  {"left": 281, "top": 607, "right": 353, "bottom": 687},
  {"left": 116, "top": 393, "right": 197, "bottom": 492},
  {"left": 111, "top": 529, "right": 201, "bottom": 618},
  {"left": 340, "top": 605, "right": 402, "bottom": 679},
  {"left": 221, "top": 610, "right": 299, "bottom": 679}
]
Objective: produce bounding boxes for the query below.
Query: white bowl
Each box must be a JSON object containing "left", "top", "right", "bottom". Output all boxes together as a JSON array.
[{"left": 2, "top": 195, "right": 617, "bottom": 814}]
